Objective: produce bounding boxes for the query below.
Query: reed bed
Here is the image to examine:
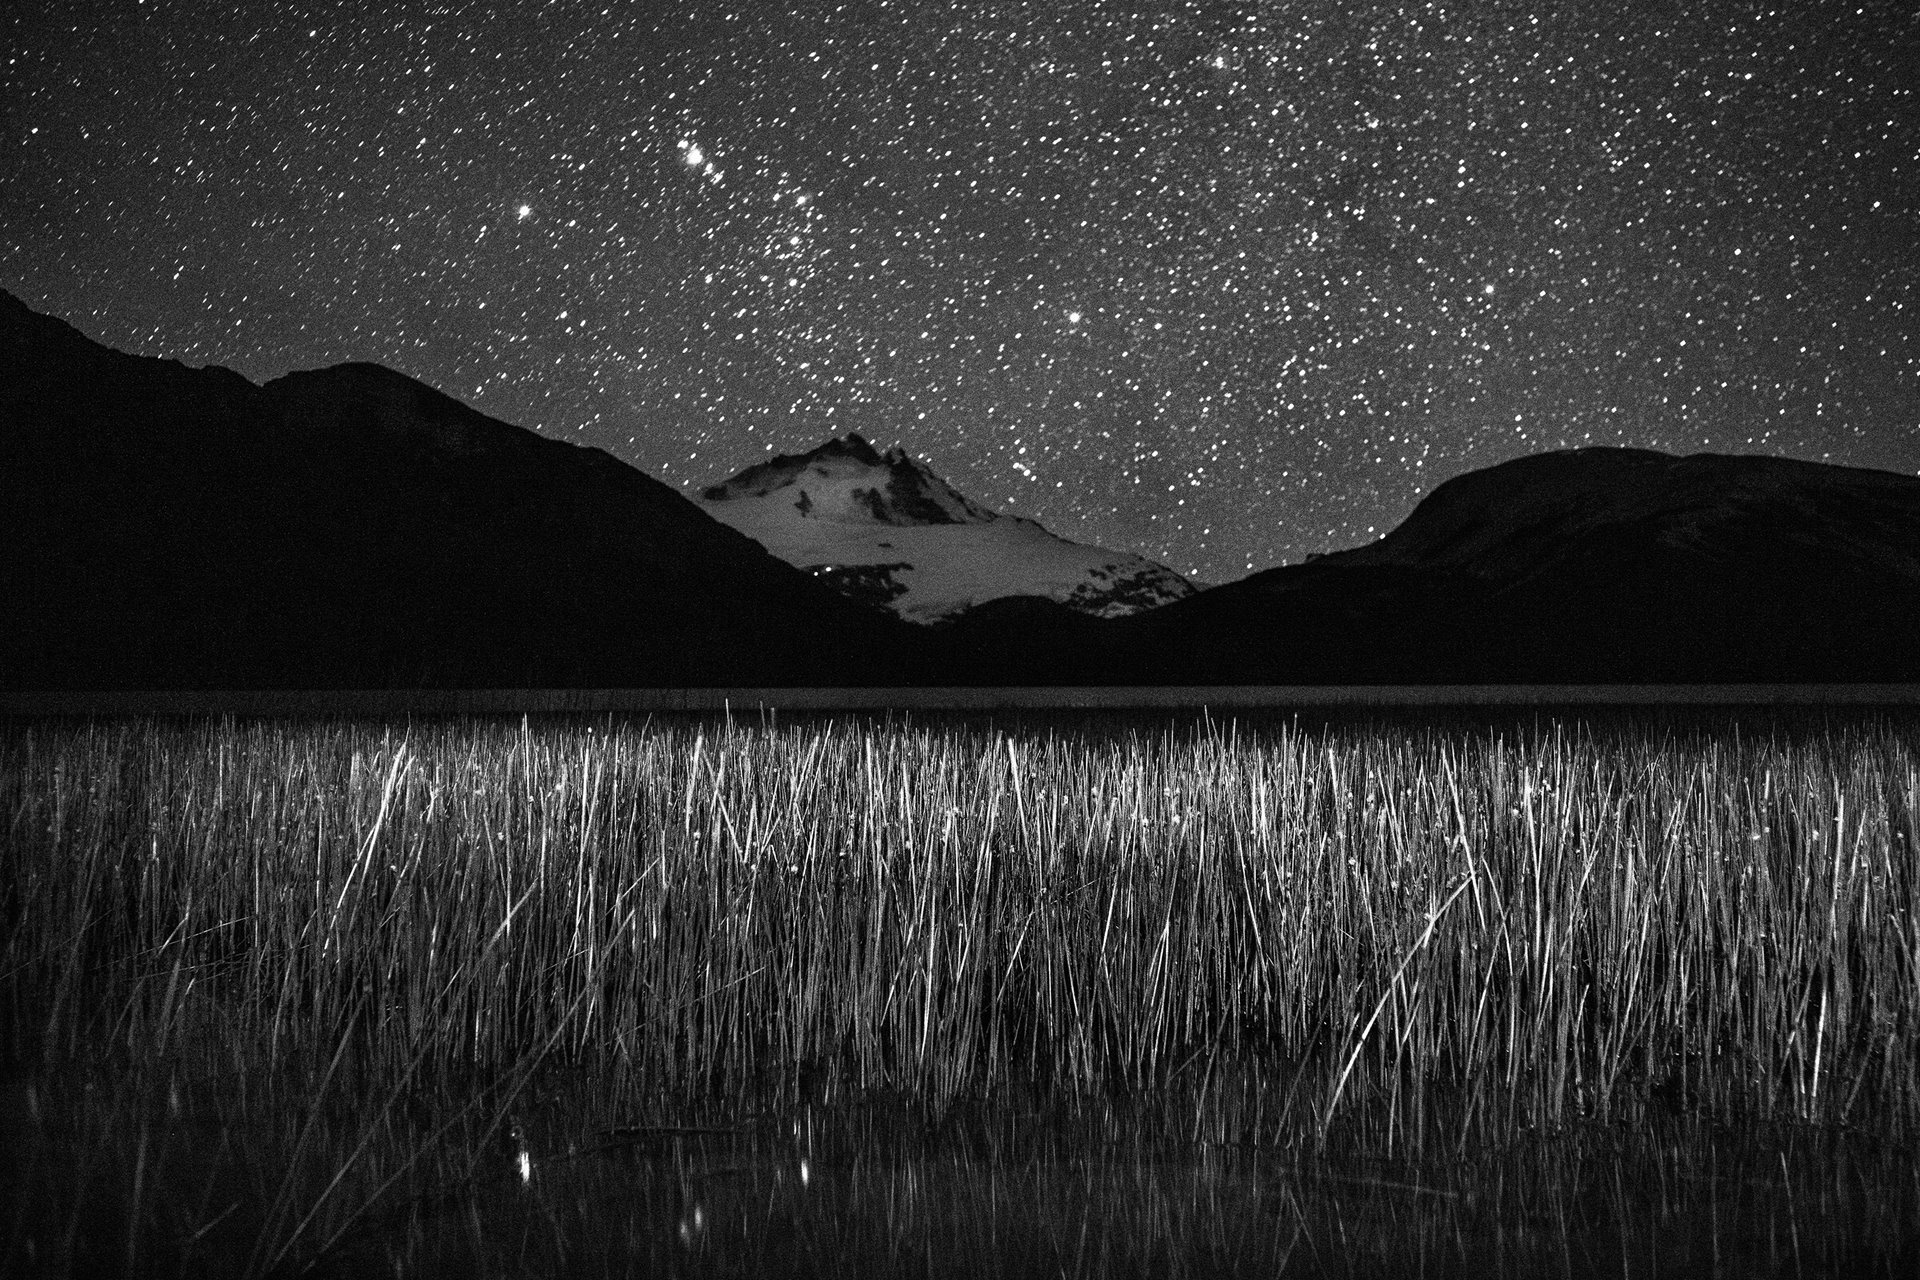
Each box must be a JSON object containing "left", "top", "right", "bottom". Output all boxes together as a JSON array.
[
  {"left": 6, "top": 711, "right": 1919, "bottom": 1129},
  {"left": 3, "top": 710, "right": 1920, "bottom": 1273}
]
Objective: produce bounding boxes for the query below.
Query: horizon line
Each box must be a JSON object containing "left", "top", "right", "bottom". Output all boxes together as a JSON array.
[{"left": 6, "top": 684, "right": 1920, "bottom": 717}]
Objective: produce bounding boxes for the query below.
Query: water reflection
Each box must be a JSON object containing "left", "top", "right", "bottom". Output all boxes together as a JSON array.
[{"left": 7, "top": 1066, "right": 1920, "bottom": 1277}]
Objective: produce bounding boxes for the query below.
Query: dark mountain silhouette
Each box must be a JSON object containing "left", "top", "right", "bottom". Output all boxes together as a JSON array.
[
  {"left": 1089, "top": 448, "right": 1920, "bottom": 683},
  {"left": 6, "top": 289, "right": 1917, "bottom": 689},
  {"left": 0, "top": 290, "right": 918, "bottom": 688}
]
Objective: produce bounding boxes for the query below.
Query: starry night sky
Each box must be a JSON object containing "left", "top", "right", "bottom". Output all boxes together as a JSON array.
[{"left": 5, "top": 2, "right": 1916, "bottom": 582}]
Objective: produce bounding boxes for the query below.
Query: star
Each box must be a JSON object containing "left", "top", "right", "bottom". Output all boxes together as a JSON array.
[{"left": 3, "top": 4, "right": 1911, "bottom": 582}]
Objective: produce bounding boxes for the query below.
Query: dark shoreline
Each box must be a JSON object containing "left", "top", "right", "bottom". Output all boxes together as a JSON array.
[{"left": 6, "top": 683, "right": 1920, "bottom": 717}]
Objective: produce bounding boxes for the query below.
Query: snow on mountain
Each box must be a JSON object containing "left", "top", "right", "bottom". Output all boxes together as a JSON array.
[{"left": 697, "top": 434, "right": 1198, "bottom": 623}]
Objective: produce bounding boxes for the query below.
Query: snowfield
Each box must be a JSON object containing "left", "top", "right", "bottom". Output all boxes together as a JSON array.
[{"left": 698, "top": 434, "right": 1197, "bottom": 623}]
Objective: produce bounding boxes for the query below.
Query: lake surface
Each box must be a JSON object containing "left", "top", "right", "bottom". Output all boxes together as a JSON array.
[{"left": 10, "top": 1064, "right": 1918, "bottom": 1278}]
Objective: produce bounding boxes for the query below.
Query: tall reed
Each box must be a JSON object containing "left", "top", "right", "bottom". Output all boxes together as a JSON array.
[{"left": 4, "top": 711, "right": 1918, "bottom": 1149}]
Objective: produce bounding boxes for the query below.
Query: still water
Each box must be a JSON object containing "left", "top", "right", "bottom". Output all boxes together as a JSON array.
[{"left": 6, "top": 1063, "right": 1915, "bottom": 1278}]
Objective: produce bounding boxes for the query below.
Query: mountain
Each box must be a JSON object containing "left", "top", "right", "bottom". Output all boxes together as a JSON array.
[
  {"left": 697, "top": 433, "right": 1197, "bottom": 622},
  {"left": 1097, "top": 447, "right": 1920, "bottom": 684},
  {"left": 7, "top": 285, "right": 1916, "bottom": 689},
  {"left": 0, "top": 291, "right": 918, "bottom": 689}
]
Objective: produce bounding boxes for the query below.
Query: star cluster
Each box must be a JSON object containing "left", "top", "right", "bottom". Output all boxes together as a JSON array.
[{"left": 5, "top": 2, "right": 1916, "bottom": 580}]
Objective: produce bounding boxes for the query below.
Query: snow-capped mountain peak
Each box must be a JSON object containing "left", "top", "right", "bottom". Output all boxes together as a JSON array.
[
  {"left": 700, "top": 432, "right": 996, "bottom": 526},
  {"left": 697, "top": 435, "right": 1198, "bottom": 623}
]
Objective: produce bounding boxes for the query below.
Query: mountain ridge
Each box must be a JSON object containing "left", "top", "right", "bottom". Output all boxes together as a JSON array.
[
  {"left": 1095, "top": 447, "right": 1920, "bottom": 684},
  {"left": 1311, "top": 447, "right": 1920, "bottom": 585},
  {"left": 6, "top": 288, "right": 1919, "bottom": 687},
  {"left": 0, "top": 289, "right": 917, "bottom": 688}
]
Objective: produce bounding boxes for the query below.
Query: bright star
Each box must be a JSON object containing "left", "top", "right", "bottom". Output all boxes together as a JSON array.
[
  {"left": 515, "top": 203, "right": 532, "bottom": 221},
  {"left": 1067, "top": 310, "right": 1083, "bottom": 324},
  {"left": 682, "top": 142, "right": 704, "bottom": 166}
]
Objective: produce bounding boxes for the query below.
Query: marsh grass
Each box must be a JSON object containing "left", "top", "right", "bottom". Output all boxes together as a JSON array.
[{"left": 3, "top": 709, "right": 1920, "bottom": 1274}]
